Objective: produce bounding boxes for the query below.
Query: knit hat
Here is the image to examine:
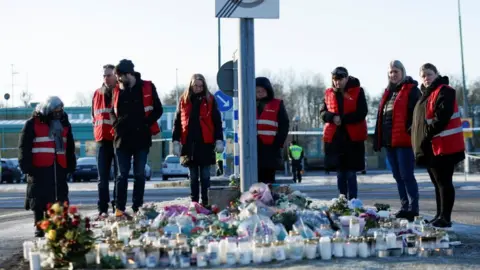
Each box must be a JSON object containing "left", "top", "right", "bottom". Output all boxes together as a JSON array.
[
  {"left": 114, "top": 59, "right": 135, "bottom": 75},
  {"left": 331, "top": 67, "right": 349, "bottom": 79}
]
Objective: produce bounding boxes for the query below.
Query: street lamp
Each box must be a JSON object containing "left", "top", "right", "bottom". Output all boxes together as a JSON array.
[
  {"left": 292, "top": 116, "right": 300, "bottom": 142},
  {"left": 458, "top": 0, "right": 471, "bottom": 152}
]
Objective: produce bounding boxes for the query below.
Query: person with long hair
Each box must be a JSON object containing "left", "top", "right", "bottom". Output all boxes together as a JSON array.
[
  {"left": 411, "top": 63, "right": 465, "bottom": 228},
  {"left": 373, "top": 60, "right": 420, "bottom": 221},
  {"left": 172, "top": 74, "right": 223, "bottom": 207}
]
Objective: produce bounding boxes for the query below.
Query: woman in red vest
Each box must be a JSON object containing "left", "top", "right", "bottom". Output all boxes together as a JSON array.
[
  {"left": 411, "top": 63, "right": 465, "bottom": 228},
  {"left": 171, "top": 74, "right": 223, "bottom": 207},
  {"left": 373, "top": 60, "right": 421, "bottom": 221},
  {"left": 18, "top": 96, "right": 77, "bottom": 237},
  {"left": 320, "top": 67, "right": 368, "bottom": 200},
  {"left": 256, "top": 77, "right": 290, "bottom": 184}
]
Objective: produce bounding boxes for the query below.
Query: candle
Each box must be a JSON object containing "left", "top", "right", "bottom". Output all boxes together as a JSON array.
[
  {"left": 179, "top": 245, "right": 191, "bottom": 268},
  {"left": 349, "top": 218, "right": 361, "bottom": 237},
  {"left": 287, "top": 231, "right": 304, "bottom": 260},
  {"left": 158, "top": 246, "right": 170, "bottom": 267},
  {"left": 344, "top": 240, "right": 358, "bottom": 258},
  {"left": 29, "top": 251, "right": 41, "bottom": 270},
  {"left": 196, "top": 245, "right": 208, "bottom": 267},
  {"left": 386, "top": 233, "right": 396, "bottom": 249},
  {"left": 332, "top": 237, "right": 344, "bottom": 258},
  {"left": 358, "top": 238, "right": 369, "bottom": 258},
  {"left": 23, "top": 241, "right": 34, "bottom": 261},
  {"left": 273, "top": 241, "right": 286, "bottom": 261},
  {"left": 305, "top": 238, "right": 318, "bottom": 259},
  {"left": 145, "top": 246, "right": 159, "bottom": 268},
  {"left": 261, "top": 242, "right": 273, "bottom": 263},
  {"left": 253, "top": 241, "right": 263, "bottom": 264},
  {"left": 207, "top": 241, "right": 220, "bottom": 266},
  {"left": 319, "top": 236, "right": 332, "bottom": 260},
  {"left": 237, "top": 237, "right": 252, "bottom": 265},
  {"left": 225, "top": 238, "right": 237, "bottom": 265},
  {"left": 218, "top": 238, "right": 228, "bottom": 264},
  {"left": 85, "top": 250, "right": 96, "bottom": 265}
]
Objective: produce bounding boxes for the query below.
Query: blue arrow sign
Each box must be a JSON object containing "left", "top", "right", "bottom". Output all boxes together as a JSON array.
[{"left": 214, "top": 90, "right": 233, "bottom": 112}]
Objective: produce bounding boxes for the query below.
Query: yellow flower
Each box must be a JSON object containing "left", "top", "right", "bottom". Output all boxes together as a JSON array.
[
  {"left": 51, "top": 203, "right": 63, "bottom": 214},
  {"left": 65, "top": 230, "right": 75, "bottom": 240},
  {"left": 48, "top": 230, "right": 57, "bottom": 241}
]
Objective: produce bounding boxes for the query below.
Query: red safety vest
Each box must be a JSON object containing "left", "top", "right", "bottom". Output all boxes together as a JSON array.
[
  {"left": 257, "top": 98, "right": 281, "bottom": 145},
  {"left": 426, "top": 85, "right": 465, "bottom": 156},
  {"left": 92, "top": 88, "right": 114, "bottom": 141},
  {"left": 180, "top": 95, "right": 215, "bottom": 145},
  {"left": 323, "top": 87, "right": 367, "bottom": 143},
  {"left": 32, "top": 118, "right": 68, "bottom": 168},
  {"left": 112, "top": 80, "right": 160, "bottom": 136},
  {"left": 376, "top": 83, "right": 415, "bottom": 147}
]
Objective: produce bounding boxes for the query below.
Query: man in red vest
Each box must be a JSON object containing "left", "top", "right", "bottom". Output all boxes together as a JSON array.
[
  {"left": 92, "top": 64, "right": 118, "bottom": 216},
  {"left": 320, "top": 67, "right": 368, "bottom": 199},
  {"left": 111, "top": 59, "right": 163, "bottom": 217}
]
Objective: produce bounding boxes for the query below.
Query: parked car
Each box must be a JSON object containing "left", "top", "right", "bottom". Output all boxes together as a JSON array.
[
  {"left": 1, "top": 158, "right": 22, "bottom": 183},
  {"left": 6, "top": 158, "right": 26, "bottom": 182},
  {"left": 162, "top": 155, "right": 189, "bottom": 181},
  {"left": 128, "top": 158, "right": 152, "bottom": 181},
  {"left": 71, "top": 157, "right": 100, "bottom": 182}
]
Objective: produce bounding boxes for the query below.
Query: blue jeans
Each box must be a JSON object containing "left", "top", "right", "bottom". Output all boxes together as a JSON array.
[
  {"left": 337, "top": 171, "right": 357, "bottom": 200},
  {"left": 115, "top": 148, "right": 149, "bottom": 212},
  {"left": 189, "top": 165, "right": 211, "bottom": 205},
  {"left": 387, "top": 147, "right": 419, "bottom": 213},
  {"left": 96, "top": 141, "right": 118, "bottom": 213}
]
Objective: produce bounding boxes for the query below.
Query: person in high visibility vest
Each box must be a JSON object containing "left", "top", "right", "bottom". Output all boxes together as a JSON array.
[
  {"left": 288, "top": 140, "right": 304, "bottom": 183},
  {"left": 216, "top": 152, "right": 223, "bottom": 176},
  {"left": 411, "top": 63, "right": 465, "bottom": 228},
  {"left": 320, "top": 67, "right": 368, "bottom": 200},
  {"left": 18, "top": 96, "right": 77, "bottom": 237},
  {"left": 111, "top": 59, "right": 163, "bottom": 217},
  {"left": 92, "top": 64, "right": 118, "bottom": 217}
]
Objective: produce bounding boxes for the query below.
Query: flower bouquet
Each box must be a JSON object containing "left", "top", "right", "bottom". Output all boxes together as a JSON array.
[{"left": 38, "top": 202, "right": 96, "bottom": 268}]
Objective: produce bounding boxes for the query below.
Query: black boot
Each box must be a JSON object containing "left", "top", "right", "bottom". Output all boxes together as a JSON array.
[
  {"left": 431, "top": 218, "right": 452, "bottom": 228},
  {"left": 35, "top": 228, "right": 44, "bottom": 237}
]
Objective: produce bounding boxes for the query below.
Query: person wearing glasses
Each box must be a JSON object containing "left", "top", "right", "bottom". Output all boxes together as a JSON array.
[{"left": 92, "top": 64, "right": 119, "bottom": 217}]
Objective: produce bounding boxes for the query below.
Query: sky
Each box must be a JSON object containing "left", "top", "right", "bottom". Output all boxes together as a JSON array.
[{"left": 0, "top": 0, "right": 479, "bottom": 107}]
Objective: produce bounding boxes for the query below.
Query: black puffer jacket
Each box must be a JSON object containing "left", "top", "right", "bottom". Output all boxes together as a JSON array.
[
  {"left": 411, "top": 75, "right": 465, "bottom": 167},
  {"left": 19, "top": 112, "right": 76, "bottom": 211},
  {"left": 320, "top": 76, "right": 368, "bottom": 172},
  {"left": 256, "top": 77, "right": 290, "bottom": 169}
]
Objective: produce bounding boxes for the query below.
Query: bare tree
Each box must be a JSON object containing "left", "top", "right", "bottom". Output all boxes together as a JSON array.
[
  {"left": 72, "top": 92, "right": 92, "bottom": 106},
  {"left": 162, "top": 86, "right": 186, "bottom": 106},
  {"left": 19, "top": 91, "right": 33, "bottom": 107}
]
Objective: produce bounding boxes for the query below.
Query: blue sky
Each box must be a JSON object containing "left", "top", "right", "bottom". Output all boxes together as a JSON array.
[{"left": 0, "top": 0, "right": 479, "bottom": 106}]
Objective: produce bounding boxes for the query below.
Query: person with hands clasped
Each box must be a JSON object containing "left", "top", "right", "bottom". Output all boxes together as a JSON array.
[
  {"left": 320, "top": 67, "right": 368, "bottom": 200},
  {"left": 171, "top": 74, "right": 223, "bottom": 207}
]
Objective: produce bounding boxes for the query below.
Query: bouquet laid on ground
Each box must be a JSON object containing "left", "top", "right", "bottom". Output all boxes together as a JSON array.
[{"left": 38, "top": 202, "right": 96, "bottom": 268}]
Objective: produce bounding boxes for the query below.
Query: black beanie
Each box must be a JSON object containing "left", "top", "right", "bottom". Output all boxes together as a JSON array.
[
  {"left": 331, "top": 66, "right": 349, "bottom": 79},
  {"left": 115, "top": 59, "right": 135, "bottom": 75},
  {"left": 255, "top": 77, "right": 274, "bottom": 96}
]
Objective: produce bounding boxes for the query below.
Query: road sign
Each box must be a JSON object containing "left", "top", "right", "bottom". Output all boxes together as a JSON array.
[
  {"left": 3, "top": 93, "right": 10, "bottom": 100},
  {"left": 214, "top": 90, "right": 233, "bottom": 112},
  {"left": 216, "top": 60, "right": 237, "bottom": 96},
  {"left": 462, "top": 118, "right": 473, "bottom": 138},
  {"left": 215, "top": 0, "right": 279, "bottom": 19}
]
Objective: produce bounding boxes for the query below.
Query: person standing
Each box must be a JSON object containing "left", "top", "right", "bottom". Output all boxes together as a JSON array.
[
  {"left": 256, "top": 77, "right": 290, "bottom": 184},
  {"left": 373, "top": 60, "right": 421, "bottom": 221},
  {"left": 216, "top": 151, "right": 224, "bottom": 176},
  {"left": 19, "top": 96, "right": 76, "bottom": 237},
  {"left": 111, "top": 59, "right": 163, "bottom": 216},
  {"left": 288, "top": 140, "right": 304, "bottom": 183},
  {"left": 92, "top": 64, "right": 119, "bottom": 216},
  {"left": 320, "top": 67, "right": 368, "bottom": 200},
  {"left": 411, "top": 63, "right": 465, "bottom": 228},
  {"left": 172, "top": 74, "right": 223, "bottom": 207}
]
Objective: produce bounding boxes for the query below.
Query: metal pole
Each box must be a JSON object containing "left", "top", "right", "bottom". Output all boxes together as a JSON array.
[
  {"left": 11, "top": 64, "right": 18, "bottom": 108},
  {"left": 238, "top": 18, "right": 257, "bottom": 192},
  {"left": 232, "top": 51, "right": 240, "bottom": 177},
  {"left": 217, "top": 18, "right": 227, "bottom": 176},
  {"left": 217, "top": 18, "right": 222, "bottom": 70},
  {"left": 175, "top": 68, "right": 179, "bottom": 108},
  {"left": 458, "top": 0, "right": 471, "bottom": 175}
]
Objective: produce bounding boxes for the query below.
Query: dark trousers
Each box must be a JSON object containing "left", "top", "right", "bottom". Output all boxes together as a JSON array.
[
  {"left": 291, "top": 162, "right": 303, "bottom": 183},
  {"left": 189, "top": 165, "right": 211, "bottom": 205},
  {"left": 258, "top": 167, "right": 276, "bottom": 184},
  {"left": 387, "top": 147, "right": 419, "bottom": 213},
  {"left": 427, "top": 164, "right": 455, "bottom": 222},
  {"left": 97, "top": 141, "right": 118, "bottom": 213},
  {"left": 34, "top": 209, "right": 44, "bottom": 228},
  {"left": 337, "top": 170, "right": 357, "bottom": 200},
  {"left": 216, "top": 160, "right": 224, "bottom": 176},
  {"left": 115, "top": 147, "right": 149, "bottom": 212}
]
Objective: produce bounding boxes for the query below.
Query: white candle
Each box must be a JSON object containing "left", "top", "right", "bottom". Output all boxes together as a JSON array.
[
  {"left": 305, "top": 239, "right": 318, "bottom": 259},
  {"left": 333, "top": 241, "right": 344, "bottom": 257},
  {"left": 85, "top": 250, "right": 96, "bottom": 265},
  {"left": 207, "top": 241, "right": 220, "bottom": 266},
  {"left": 358, "top": 241, "right": 369, "bottom": 258},
  {"left": 319, "top": 236, "right": 332, "bottom": 260},
  {"left": 253, "top": 242, "right": 263, "bottom": 264},
  {"left": 237, "top": 238, "right": 252, "bottom": 265},
  {"left": 218, "top": 238, "right": 228, "bottom": 264},
  {"left": 29, "top": 251, "right": 41, "bottom": 270},
  {"left": 196, "top": 246, "right": 208, "bottom": 267},
  {"left": 226, "top": 239, "right": 237, "bottom": 265},
  {"left": 261, "top": 243, "right": 273, "bottom": 263},
  {"left": 23, "top": 241, "right": 34, "bottom": 261},
  {"left": 273, "top": 241, "right": 286, "bottom": 261},
  {"left": 96, "top": 243, "right": 109, "bottom": 264},
  {"left": 344, "top": 241, "right": 358, "bottom": 258},
  {"left": 349, "top": 218, "right": 361, "bottom": 237},
  {"left": 386, "top": 233, "right": 396, "bottom": 249}
]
